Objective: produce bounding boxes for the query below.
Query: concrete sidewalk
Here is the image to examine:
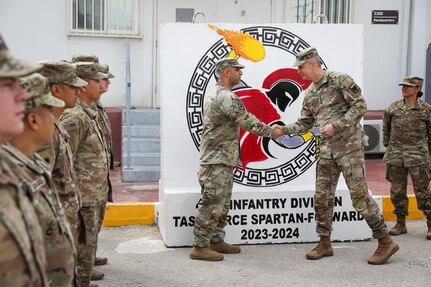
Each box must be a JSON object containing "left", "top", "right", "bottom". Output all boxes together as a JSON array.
[{"left": 96, "top": 220, "right": 431, "bottom": 287}]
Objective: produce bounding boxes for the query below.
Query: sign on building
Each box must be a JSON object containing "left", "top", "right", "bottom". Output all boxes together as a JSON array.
[
  {"left": 158, "top": 23, "right": 379, "bottom": 247},
  {"left": 371, "top": 10, "right": 399, "bottom": 24}
]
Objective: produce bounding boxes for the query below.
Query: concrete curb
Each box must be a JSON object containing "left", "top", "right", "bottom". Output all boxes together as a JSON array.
[
  {"left": 103, "top": 202, "right": 155, "bottom": 227},
  {"left": 102, "top": 195, "right": 425, "bottom": 227},
  {"left": 381, "top": 194, "right": 425, "bottom": 220}
]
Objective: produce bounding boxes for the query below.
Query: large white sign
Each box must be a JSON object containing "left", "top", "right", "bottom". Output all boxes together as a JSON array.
[
  {"left": 159, "top": 187, "right": 381, "bottom": 247},
  {"left": 158, "top": 23, "right": 372, "bottom": 247}
]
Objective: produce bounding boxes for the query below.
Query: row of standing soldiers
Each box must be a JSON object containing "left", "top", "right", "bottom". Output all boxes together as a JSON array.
[{"left": 0, "top": 34, "right": 113, "bottom": 287}]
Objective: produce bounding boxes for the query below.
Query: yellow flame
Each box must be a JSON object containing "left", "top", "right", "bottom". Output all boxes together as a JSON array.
[{"left": 208, "top": 24, "right": 265, "bottom": 62}]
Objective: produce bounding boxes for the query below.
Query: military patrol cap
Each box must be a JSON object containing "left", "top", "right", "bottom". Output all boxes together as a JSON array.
[
  {"left": 71, "top": 54, "right": 99, "bottom": 63},
  {"left": 38, "top": 60, "right": 88, "bottom": 87},
  {"left": 293, "top": 47, "right": 319, "bottom": 67},
  {"left": 215, "top": 58, "right": 244, "bottom": 73},
  {"left": 71, "top": 54, "right": 112, "bottom": 78},
  {"left": 75, "top": 62, "right": 106, "bottom": 80},
  {"left": 399, "top": 76, "right": 423, "bottom": 88},
  {"left": 20, "top": 73, "right": 65, "bottom": 110},
  {"left": 97, "top": 63, "right": 115, "bottom": 79},
  {"left": 0, "top": 34, "right": 42, "bottom": 77}
]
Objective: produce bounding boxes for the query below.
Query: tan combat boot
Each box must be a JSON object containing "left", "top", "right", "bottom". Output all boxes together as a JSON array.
[
  {"left": 90, "top": 268, "right": 105, "bottom": 281},
  {"left": 367, "top": 235, "right": 399, "bottom": 265},
  {"left": 306, "top": 236, "right": 333, "bottom": 260},
  {"left": 190, "top": 246, "right": 224, "bottom": 261},
  {"left": 388, "top": 216, "right": 407, "bottom": 236},
  {"left": 427, "top": 219, "right": 431, "bottom": 240},
  {"left": 94, "top": 256, "right": 108, "bottom": 266},
  {"left": 210, "top": 240, "right": 241, "bottom": 254}
]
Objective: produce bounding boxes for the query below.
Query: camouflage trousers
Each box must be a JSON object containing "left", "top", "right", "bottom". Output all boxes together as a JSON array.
[
  {"left": 386, "top": 164, "right": 431, "bottom": 219},
  {"left": 76, "top": 204, "right": 106, "bottom": 287},
  {"left": 65, "top": 202, "right": 81, "bottom": 249},
  {"left": 193, "top": 164, "right": 234, "bottom": 247},
  {"left": 315, "top": 150, "right": 388, "bottom": 239}
]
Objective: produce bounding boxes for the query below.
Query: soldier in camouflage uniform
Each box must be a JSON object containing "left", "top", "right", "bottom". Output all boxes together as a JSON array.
[
  {"left": 383, "top": 76, "right": 431, "bottom": 239},
  {"left": 71, "top": 55, "right": 115, "bottom": 270},
  {"left": 190, "top": 58, "right": 283, "bottom": 261},
  {"left": 2, "top": 73, "right": 76, "bottom": 286},
  {"left": 0, "top": 34, "right": 48, "bottom": 287},
  {"left": 281, "top": 47, "right": 398, "bottom": 265},
  {"left": 71, "top": 54, "right": 115, "bottom": 202},
  {"left": 60, "top": 62, "right": 109, "bottom": 286},
  {"left": 94, "top": 62, "right": 115, "bottom": 175},
  {"left": 37, "top": 60, "right": 87, "bottom": 247}
]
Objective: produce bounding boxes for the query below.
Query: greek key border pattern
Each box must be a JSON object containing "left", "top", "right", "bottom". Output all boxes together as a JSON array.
[{"left": 186, "top": 26, "right": 318, "bottom": 187}]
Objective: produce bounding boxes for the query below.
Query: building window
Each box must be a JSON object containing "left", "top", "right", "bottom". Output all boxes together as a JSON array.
[
  {"left": 69, "top": 0, "right": 141, "bottom": 38},
  {"left": 287, "top": 0, "right": 352, "bottom": 24}
]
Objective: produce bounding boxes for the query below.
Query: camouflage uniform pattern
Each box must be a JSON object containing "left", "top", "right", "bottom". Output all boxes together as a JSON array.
[
  {"left": 93, "top": 99, "right": 114, "bottom": 201},
  {"left": 61, "top": 97, "right": 109, "bottom": 286},
  {"left": 383, "top": 98, "right": 431, "bottom": 218},
  {"left": 61, "top": 98, "right": 109, "bottom": 206},
  {"left": 77, "top": 62, "right": 106, "bottom": 80},
  {"left": 20, "top": 73, "right": 65, "bottom": 109},
  {"left": 95, "top": 63, "right": 115, "bottom": 78},
  {"left": 0, "top": 150, "right": 48, "bottom": 287},
  {"left": 71, "top": 54, "right": 113, "bottom": 79},
  {"left": 193, "top": 164, "right": 234, "bottom": 247},
  {"left": 193, "top": 82, "right": 274, "bottom": 247},
  {"left": 73, "top": 54, "right": 114, "bottom": 201},
  {"left": 38, "top": 60, "right": 87, "bottom": 87},
  {"left": 282, "top": 71, "right": 388, "bottom": 239},
  {"left": 2, "top": 143, "right": 75, "bottom": 287},
  {"left": 281, "top": 71, "right": 368, "bottom": 159},
  {"left": 0, "top": 34, "right": 47, "bottom": 286},
  {"left": 215, "top": 58, "right": 244, "bottom": 74},
  {"left": 199, "top": 83, "right": 274, "bottom": 167},
  {"left": 71, "top": 54, "right": 99, "bottom": 64},
  {"left": 37, "top": 119, "right": 82, "bottom": 244}
]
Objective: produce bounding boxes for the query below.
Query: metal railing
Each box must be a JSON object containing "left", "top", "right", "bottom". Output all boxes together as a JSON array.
[{"left": 124, "top": 39, "right": 132, "bottom": 169}]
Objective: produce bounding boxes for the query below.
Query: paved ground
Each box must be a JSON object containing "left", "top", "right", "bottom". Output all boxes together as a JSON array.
[
  {"left": 110, "top": 167, "right": 159, "bottom": 202},
  {"left": 95, "top": 220, "right": 431, "bottom": 287}
]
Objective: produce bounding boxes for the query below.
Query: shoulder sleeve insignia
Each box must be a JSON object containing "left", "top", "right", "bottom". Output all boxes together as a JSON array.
[
  {"left": 63, "top": 122, "right": 78, "bottom": 132},
  {"left": 349, "top": 83, "right": 361, "bottom": 94}
]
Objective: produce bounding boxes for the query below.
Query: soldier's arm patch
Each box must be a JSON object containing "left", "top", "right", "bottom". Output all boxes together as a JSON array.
[
  {"left": 238, "top": 102, "right": 245, "bottom": 111},
  {"left": 349, "top": 83, "right": 361, "bottom": 95},
  {"left": 63, "top": 122, "right": 78, "bottom": 132}
]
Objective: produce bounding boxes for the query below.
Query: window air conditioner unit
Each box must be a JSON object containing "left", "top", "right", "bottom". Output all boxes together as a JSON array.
[{"left": 363, "top": 119, "right": 386, "bottom": 154}]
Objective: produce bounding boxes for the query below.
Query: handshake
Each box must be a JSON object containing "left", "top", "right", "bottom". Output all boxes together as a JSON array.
[{"left": 271, "top": 124, "right": 284, "bottom": 139}]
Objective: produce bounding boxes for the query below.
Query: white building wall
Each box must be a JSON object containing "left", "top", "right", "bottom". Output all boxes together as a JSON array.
[
  {"left": 352, "top": 0, "right": 403, "bottom": 109},
  {"left": 1, "top": 0, "right": 430, "bottom": 109},
  {"left": 409, "top": 0, "right": 428, "bottom": 79},
  {"left": 0, "top": 0, "right": 155, "bottom": 108},
  {"left": 353, "top": 0, "right": 430, "bottom": 109}
]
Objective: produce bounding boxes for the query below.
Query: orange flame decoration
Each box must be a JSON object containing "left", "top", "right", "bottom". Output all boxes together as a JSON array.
[{"left": 208, "top": 24, "right": 265, "bottom": 62}]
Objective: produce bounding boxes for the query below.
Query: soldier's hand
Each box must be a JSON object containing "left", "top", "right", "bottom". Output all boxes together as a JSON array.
[
  {"left": 320, "top": 124, "right": 335, "bottom": 137},
  {"left": 272, "top": 125, "right": 283, "bottom": 139}
]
